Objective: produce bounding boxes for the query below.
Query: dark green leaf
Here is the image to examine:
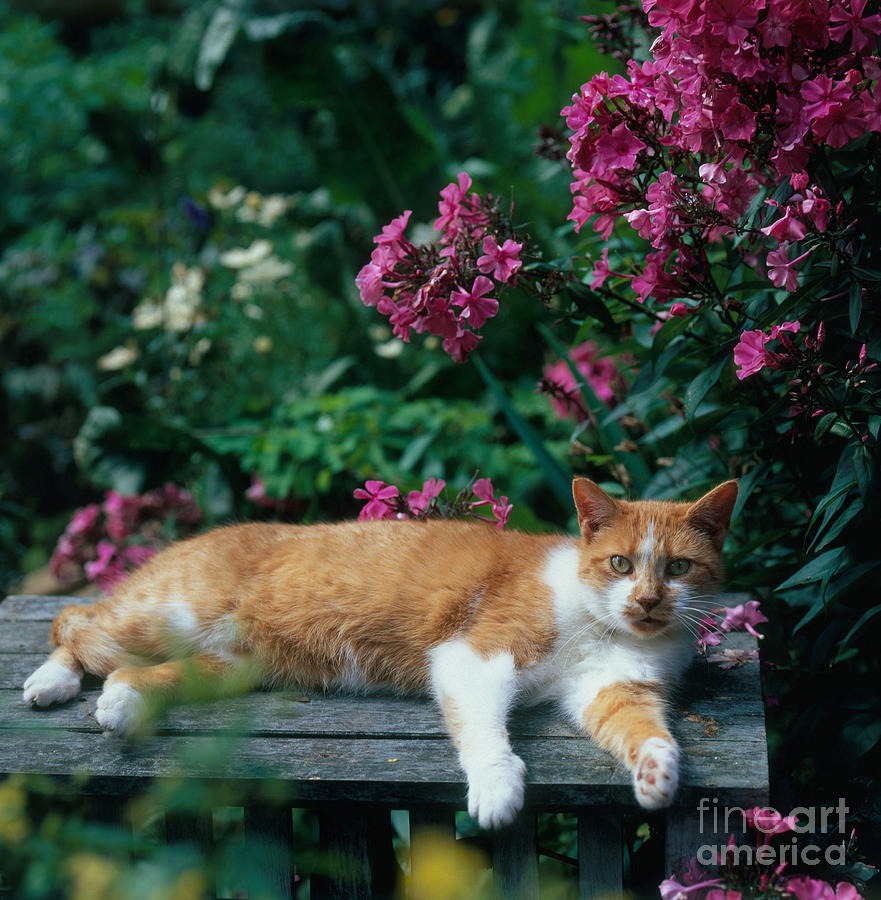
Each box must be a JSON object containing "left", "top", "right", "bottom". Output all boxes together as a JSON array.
[
  {"left": 849, "top": 280, "right": 863, "bottom": 334},
  {"left": 683, "top": 356, "right": 727, "bottom": 424}
]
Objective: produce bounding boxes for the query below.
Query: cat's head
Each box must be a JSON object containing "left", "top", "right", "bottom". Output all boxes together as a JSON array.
[{"left": 572, "top": 477, "right": 738, "bottom": 638}]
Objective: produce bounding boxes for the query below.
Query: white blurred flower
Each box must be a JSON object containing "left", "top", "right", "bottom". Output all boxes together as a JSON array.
[
  {"left": 97, "top": 344, "right": 139, "bottom": 371},
  {"left": 132, "top": 299, "right": 163, "bottom": 330},
  {"left": 235, "top": 255, "right": 294, "bottom": 284},
  {"left": 219, "top": 240, "right": 273, "bottom": 269},
  {"left": 253, "top": 335, "right": 273, "bottom": 354},
  {"left": 207, "top": 185, "right": 246, "bottom": 210},
  {"left": 244, "top": 303, "right": 264, "bottom": 320},
  {"left": 374, "top": 340, "right": 404, "bottom": 359},
  {"left": 163, "top": 263, "right": 205, "bottom": 332},
  {"left": 188, "top": 338, "right": 212, "bottom": 365}
]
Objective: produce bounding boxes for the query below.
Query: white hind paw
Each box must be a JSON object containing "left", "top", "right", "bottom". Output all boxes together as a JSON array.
[
  {"left": 23, "top": 660, "right": 82, "bottom": 707},
  {"left": 633, "top": 737, "right": 679, "bottom": 810},
  {"left": 95, "top": 683, "right": 144, "bottom": 735}
]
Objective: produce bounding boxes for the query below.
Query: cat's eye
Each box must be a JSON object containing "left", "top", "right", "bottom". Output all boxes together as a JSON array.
[
  {"left": 610, "top": 555, "right": 633, "bottom": 575},
  {"left": 667, "top": 558, "right": 691, "bottom": 576}
]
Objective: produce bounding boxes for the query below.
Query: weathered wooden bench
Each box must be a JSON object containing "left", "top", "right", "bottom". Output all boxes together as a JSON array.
[{"left": 0, "top": 593, "right": 768, "bottom": 898}]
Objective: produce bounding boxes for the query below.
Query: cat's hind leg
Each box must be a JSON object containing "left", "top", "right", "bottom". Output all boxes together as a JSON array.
[
  {"left": 95, "top": 654, "right": 258, "bottom": 735},
  {"left": 23, "top": 602, "right": 127, "bottom": 708},
  {"left": 429, "top": 637, "right": 526, "bottom": 829}
]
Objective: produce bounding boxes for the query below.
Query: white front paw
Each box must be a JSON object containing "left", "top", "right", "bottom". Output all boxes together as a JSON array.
[
  {"left": 633, "top": 737, "right": 679, "bottom": 809},
  {"left": 466, "top": 752, "right": 527, "bottom": 829},
  {"left": 95, "top": 683, "right": 144, "bottom": 735},
  {"left": 23, "top": 660, "right": 81, "bottom": 707}
]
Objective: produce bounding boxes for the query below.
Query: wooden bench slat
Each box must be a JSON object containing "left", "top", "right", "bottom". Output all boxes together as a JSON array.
[
  {"left": 244, "top": 806, "right": 296, "bottom": 900},
  {"left": 577, "top": 812, "right": 623, "bottom": 899},
  {"left": 493, "top": 816, "right": 539, "bottom": 899}
]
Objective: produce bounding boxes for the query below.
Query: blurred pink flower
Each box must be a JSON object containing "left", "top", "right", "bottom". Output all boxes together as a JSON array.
[
  {"left": 721, "top": 600, "right": 768, "bottom": 638},
  {"left": 543, "top": 340, "right": 623, "bottom": 420}
]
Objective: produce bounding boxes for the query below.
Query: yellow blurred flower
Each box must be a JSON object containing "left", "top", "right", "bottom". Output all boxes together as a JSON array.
[
  {"left": 65, "top": 852, "right": 123, "bottom": 900},
  {"left": 253, "top": 335, "right": 273, "bottom": 354},
  {"left": 0, "top": 777, "right": 29, "bottom": 845},
  {"left": 407, "top": 828, "right": 490, "bottom": 900}
]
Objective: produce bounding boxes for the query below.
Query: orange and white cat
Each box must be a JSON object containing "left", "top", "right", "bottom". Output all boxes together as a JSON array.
[{"left": 24, "top": 477, "right": 737, "bottom": 828}]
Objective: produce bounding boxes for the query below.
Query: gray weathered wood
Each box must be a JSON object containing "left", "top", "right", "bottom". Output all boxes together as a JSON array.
[
  {"left": 665, "top": 806, "right": 705, "bottom": 880},
  {"left": 577, "top": 812, "right": 623, "bottom": 899},
  {"left": 313, "top": 807, "right": 396, "bottom": 900},
  {"left": 492, "top": 815, "right": 539, "bottom": 899},
  {"left": 244, "top": 805, "right": 295, "bottom": 900}
]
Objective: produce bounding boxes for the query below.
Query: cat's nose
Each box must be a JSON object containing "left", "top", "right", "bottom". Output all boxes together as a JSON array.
[{"left": 636, "top": 596, "right": 661, "bottom": 614}]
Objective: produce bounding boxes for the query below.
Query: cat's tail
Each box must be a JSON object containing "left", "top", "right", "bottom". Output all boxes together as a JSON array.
[{"left": 23, "top": 602, "right": 124, "bottom": 707}]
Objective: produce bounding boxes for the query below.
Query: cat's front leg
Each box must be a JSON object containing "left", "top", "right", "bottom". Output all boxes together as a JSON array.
[
  {"left": 429, "top": 638, "right": 525, "bottom": 829},
  {"left": 581, "top": 680, "right": 679, "bottom": 809}
]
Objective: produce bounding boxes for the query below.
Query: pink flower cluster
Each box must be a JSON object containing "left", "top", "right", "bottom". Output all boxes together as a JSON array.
[
  {"left": 50, "top": 484, "right": 202, "bottom": 592},
  {"left": 356, "top": 173, "right": 524, "bottom": 362},
  {"left": 660, "top": 806, "right": 865, "bottom": 899},
  {"left": 541, "top": 340, "right": 625, "bottom": 420},
  {"left": 353, "top": 476, "right": 512, "bottom": 528},
  {"left": 697, "top": 599, "right": 768, "bottom": 666},
  {"left": 563, "top": 0, "right": 880, "bottom": 301},
  {"left": 734, "top": 321, "right": 801, "bottom": 379}
]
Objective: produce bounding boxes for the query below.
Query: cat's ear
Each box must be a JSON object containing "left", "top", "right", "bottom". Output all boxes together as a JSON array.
[
  {"left": 687, "top": 480, "right": 739, "bottom": 551},
  {"left": 572, "top": 477, "right": 620, "bottom": 541}
]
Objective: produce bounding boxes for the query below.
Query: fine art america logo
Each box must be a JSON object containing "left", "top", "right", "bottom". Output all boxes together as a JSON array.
[{"left": 696, "top": 797, "right": 850, "bottom": 866}]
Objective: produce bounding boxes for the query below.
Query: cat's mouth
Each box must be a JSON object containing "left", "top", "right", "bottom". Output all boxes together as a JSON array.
[{"left": 628, "top": 615, "right": 668, "bottom": 635}]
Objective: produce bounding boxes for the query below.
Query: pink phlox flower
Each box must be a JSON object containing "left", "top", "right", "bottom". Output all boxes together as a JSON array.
[
  {"left": 659, "top": 875, "right": 724, "bottom": 899},
  {"left": 714, "top": 90, "right": 756, "bottom": 142},
  {"left": 699, "top": 161, "right": 728, "bottom": 184},
  {"left": 801, "top": 75, "right": 852, "bottom": 120},
  {"left": 441, "top": 326, "right": 482, "bottom": 363},
  {"left": 833, "top": 883, "right": 864, "bottom": 900},
  {"left": 477, "top": 236, "right": 523, "bottom": 285},
  {"left": 450, "top": 275, "right": 499, "bottom": 330},
  {"left": 589, "top": 247, "right": 617, "bottom": 290},
  {"left": 768, "top": 320, "right": 800, "bottom": 340},
  {"left": 355, "top": 262, "right": 385, "bottom": 307},
  {"left": 760, "top": 0, "right": 793, "bottom": 46},
  {"left": 786, "top": 876, "right": 837, "bottom": 900},
  {"left": 734, "top": 329, "right": 771, "bottom": 379},
  {"left": 84, "top": 540, "right": 126, "bottom": 591},
  {"left": 594, "top": 121, "right": 647, "bottom": 171},
  {"left": 543, "top": 341, "right": 622, "bottom": 419},
  {"left": 122, "top": 544, "right": 157, "bottom": 569},
  {"left": 746, "top": 806, "right": 798, "bottom": 834},
  {"left": 766, "top": 247, "right": 800, "bottom": 291},
  {"left": 490, "top": 495, "right": 513, "bottom": 528},
  {"left": 669, "top": 302, "right": 690, "bottom": 317},
  {"left": 67, "top": 504, "right": 101, "bottom": 537},
  {"left": 761, "top": 205, "right": 808, "bottom": 242},
  {"left": 472, "top": 478, "right": 495, "bottom": 504},
  {"left": 721, "top": 600, "right": 768, "bottom": 638},
  {"left": 103, "top": 490, "right": 142, "bottom": 543},
  {"left": 812, "top": 100, "right": 867, "bottom": 148},
  {"left": 374, "top": 210, "right": 412, "bottom": 248},
  {"left": 407, "top": 478, "right": 446, "bottom": 515},
  {"left": 434, "top": 172, "right": 473, "bottom": 236},
  {"left": 697, "top": 614, "right": 724, "bottom": 650},
  {"left": 706, "top": 891, "right": 743, "bottom": 900},
  {"left": 707, "top": 0, "right": 759, "bottom": 44},
  {"left": 353, "top": 480, "right": 400, "bottom": 520},
  {"left": 829, "top": 0, "right": 881, "bottom": 52},
  {"left": 707, "top": 648, "right": 760, "bottom": 668}
]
